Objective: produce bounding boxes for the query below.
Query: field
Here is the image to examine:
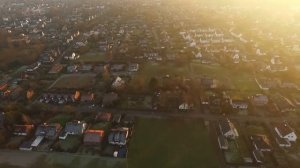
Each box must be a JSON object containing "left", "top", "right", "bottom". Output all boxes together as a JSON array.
[
  {"left": 0, "top": 44, "right": 45, "bottom": 70},
  {"left": 0, "top": 150, "right": 126, "bottom": 168},
  {"left": 127, "top": 118, "right": 219, "bottom": 168},
  {"left": 77, "top": 52, "right": 108, "bottom": 62},
  {"left": 49, "top": 74, "right": 96, "bottom": 89},
  {"left": 134, "top": 62, "right": 259, "bottom": 92}
]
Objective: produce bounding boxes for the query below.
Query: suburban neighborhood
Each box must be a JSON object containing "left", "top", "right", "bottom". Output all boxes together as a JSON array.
[{"left": 1, "top": 0, "right": 300, "bottom": 168}]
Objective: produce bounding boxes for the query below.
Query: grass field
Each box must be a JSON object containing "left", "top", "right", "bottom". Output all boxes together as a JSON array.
[
  {"left": 135, "top": 62, "right": 259, "bottom": 92},
  {"left": 0, "top": 150, "right": 126, "bottom": 168},
  {"left": 77, "top": 52, "right": 107, "bottom": 62},
  {"left": 127, "top": 118, "right": 219, "bottom": 168},
  {"left": 49, "top": 74, "right": 96, "bottom": 89},
  {"left": 0, "top": 44, "right": 45, "bottom": 70}
]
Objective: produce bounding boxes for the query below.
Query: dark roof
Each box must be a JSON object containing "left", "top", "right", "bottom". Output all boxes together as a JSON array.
[
  {"left": 251, "top": 135, "right": 271, "bottom": 151},
  {"left": 275, "top": 122, "right": 294, "bottom": 137},
  {"left": 19, "top": 140, "right": 34, "bottom": 149},
  {"left": 96, "top": 112, "right": 112, "bottom": 122},
  {"left": 35, "top": 123, "right": 61, "bottom": 138},
  {"left": 253, "top": 150, "right": 264, "bottom": 162},
  {"left": 65, "top": 121, "right": 86, "bottom": 134},
  {"left": 219, "top": 118, "right": 233, "bottom": 135},
  {"left": 14, "top": 125, "right": 34, "bottom": 134}
]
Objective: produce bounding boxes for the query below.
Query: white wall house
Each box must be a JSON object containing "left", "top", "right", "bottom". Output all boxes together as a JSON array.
[{"left": 275, "top": 123, "right": 297, "bottom": 142}]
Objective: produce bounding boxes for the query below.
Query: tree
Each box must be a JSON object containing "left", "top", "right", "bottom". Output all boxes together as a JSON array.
[{"left": 148, "top": 77, "right": 159, "bottom": 91}]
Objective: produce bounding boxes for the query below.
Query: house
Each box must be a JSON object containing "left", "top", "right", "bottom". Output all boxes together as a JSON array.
[
  {"left": 67, "top": 65, "right": 79, "bottom": 73},
  {"left": 111, "top": 64, "right": 126, "bottom": 72},
  {"left": 200, "top": 77, "right": 217, "bottom": 89},
  {"left": 250, "top": 135, "right": 272, "bottom": 152},
  {"left": 219, "top": 118, "right": 239, "bottom": 139},
  {"left": 64, "top": 52, "right": 80, "bottom": 60},
  {"left": 26, "top": 62, "right": 41, "bottom": 72},
  {"left": 273, "top": 95, "right": 296, "bottom": 113},
  {"left": 230, "top": 99, "right": 248, "bottom": 109},
  {"left": 35, "top": 123, "right": 62, "bottom": 140},
  {"left": 108, "top": 127, "right": 129, "bottom": 146},
  {"left": 218, "top": 135, "right": 229, "bottom": 150},
  {"left": 59, "top": 121, "right": 87, "bottom": 140},
  {"left": 19, "top": 140, "right": 34, "bottom": 151},
  {"left": 179, "top": 103, "right": 193, "bottom": 110},
  {"left": 79, "top": 64, "right": 93, "bottom": 72},
  {"left": 83, "top": 130, "right": 105, "bottom": 145},
  {"left": 252, "top": 94, "right": 268, "bottom": 106},
  {"left": 253, "top": 150, "right": 264, "bottom": 163},
  {"left": 112, "top": 76, "right": 125, "bottom": 90},
  {"left": 274, "top": 122, "right": 297, "bottom": 142},
  {"left": 255, "top": 77, "right": 278, "bottom": 90},
  {"left": 31, "top": 136, "right": 44, "bottom": 148},
  {"left": 13, "top": 125, "right": 34, "bottom": 136},
  {"left": 128, "top": 63, "right": 139, "bottom": 72},
  {"left": 95, "top": 112, "right": 112, "bottom": 122},
  {"left": 275, "top": 136, "right": 291, "bottom": 148},
  {"left": 80, "top": 92, "right": 95, "bottom": 103}
]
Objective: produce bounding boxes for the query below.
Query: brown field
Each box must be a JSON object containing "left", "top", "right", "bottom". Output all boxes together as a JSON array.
[{"left": 49, "top": 74, "right": 96, "bottom": 89}]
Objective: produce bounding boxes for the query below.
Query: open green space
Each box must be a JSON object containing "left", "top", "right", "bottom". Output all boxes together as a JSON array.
[
  {"left": 127, "top": 118, "right": 219, "bottom": 168},
  {"left": 56, "top": 135, "right": 82, "bottom": 152},
  {"left": 191, "top": 62, "right": 259, "bottom": 91},
  {"left": 77, "top": 52, "right": 107, "bottom": 62},
  {"left": 48, "top": 114, "right": 73, "bottom": 126},
  {"left": 49, "top": 74, "right": 96, "bottom": 89},
  {"left": 136, "top": 62, "right": 190, "bottom": 79}
]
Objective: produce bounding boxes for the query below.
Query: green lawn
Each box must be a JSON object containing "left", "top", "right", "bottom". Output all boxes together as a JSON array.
[
  {"left": 127, "top": 118, "right": 219, "bottom": 168},
  {"left": 49, "top": 74, "right": 96, "bottom": 89},
  {"left": 48, "top": 114, "right": 73, "bottom": 126},
  {"left": 191, "top": 62, "right": 259, "bottom": 91},
  {"left": 136, "top": 62, "right": 190, "bottom": 79},
  {"left": 57, "top": 135, "right": 82, "bottom": 152},
  {"left": 77, "top": 52, "right": 107, "bottom": 62}
]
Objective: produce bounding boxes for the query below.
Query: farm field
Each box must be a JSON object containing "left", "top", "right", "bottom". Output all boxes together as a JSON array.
[
  {"left": 127, "top": 118, "right": 219, "bottom": 168},
  {"left": 49, "top": 74, "right": 96, "bottom": 89}
]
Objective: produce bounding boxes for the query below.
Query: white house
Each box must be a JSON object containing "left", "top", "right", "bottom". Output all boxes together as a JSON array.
[
  {"left": 252, "top": 94, "right": 268, "bottom": 106},
  {"left": 230, "top": 99, "right": 248, "bottom": 109},
  {"left": 112, "top": 76, "right": 125, "bottom": 90},
  {"left": 219, "top": 118, "right": 239, "bottom": 139},
  {"left": 274, "top": 123, "right": 297, "bottom": 142}
]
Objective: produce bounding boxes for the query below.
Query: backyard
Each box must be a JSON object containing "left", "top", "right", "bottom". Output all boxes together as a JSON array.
[{"left": 127, "top": 118, "right": 219, "bottom": 168}]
